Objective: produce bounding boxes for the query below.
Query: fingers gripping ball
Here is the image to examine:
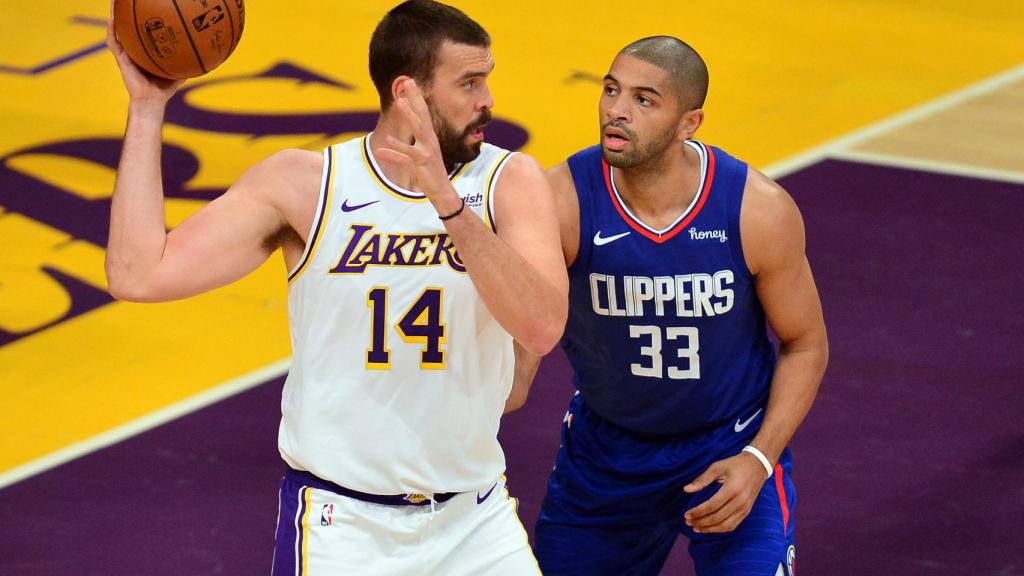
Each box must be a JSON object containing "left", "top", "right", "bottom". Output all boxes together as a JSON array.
[{"left": 113, "top": 0, "right": 245, "bottom": 79}]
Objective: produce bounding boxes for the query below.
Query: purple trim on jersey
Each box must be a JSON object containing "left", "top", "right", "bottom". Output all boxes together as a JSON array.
[
  {"left": 485, "top": 151, "right": 514, "bottom": 232},
  {"left": 287, "top": 146, "right": 333, "bottom": 282},
  {"left": 361, "top": 135, "right": 467, "bottom": 199},
  {"left": 271, "top": 478, "right": 300, "bottom": 576}
]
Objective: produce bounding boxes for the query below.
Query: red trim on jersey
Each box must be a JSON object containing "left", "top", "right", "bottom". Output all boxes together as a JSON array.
[
  {"left": 601, "top": 146, "right": 716, "bottom": 244},
  {"left": 775, "top": 463, "right": 790, "bottom": 533}
]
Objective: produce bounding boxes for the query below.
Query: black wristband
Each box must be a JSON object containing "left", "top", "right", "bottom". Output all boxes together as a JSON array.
[{"left": 438, "top": 197, "right": 466, "bottom": 221}]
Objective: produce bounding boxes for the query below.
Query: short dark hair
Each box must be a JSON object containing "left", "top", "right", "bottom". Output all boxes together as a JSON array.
[
  {"left": 620, "top": 36, "right": 709, "bottom": 110},
  {"left": 369, "top": 0, "right": 491, "bottom": 110}
]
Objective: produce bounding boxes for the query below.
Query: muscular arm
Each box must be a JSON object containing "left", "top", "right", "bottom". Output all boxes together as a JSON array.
[
  {"left": 376, "top": 82, "right": 568, "bottom": 355},
  {"left": 441, "top": 153, "right": 568, "bottom": 354},
  {"left": 104, "top": 16, "right": 319, "bottom": 303},
  {"left": 742, "top": 168, "right": 829, "bottom": 468},
  {"left": 501, "top": 162, "right": 580, "bottom": 413},
  {"left": 684, "top": 168, "right": 828, "bottom": 533},
  {"left": 106, "top": 121, "right": 318, "bottom": 302}
]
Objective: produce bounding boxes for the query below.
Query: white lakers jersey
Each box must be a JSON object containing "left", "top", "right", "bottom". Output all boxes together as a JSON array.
[{"left": 279, "top": 134, "right": 517, "bottom": 495}]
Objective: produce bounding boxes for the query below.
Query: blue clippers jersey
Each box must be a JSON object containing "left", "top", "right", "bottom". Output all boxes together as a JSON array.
[{"left": 561, "top": 142, "right": 776, "bottom": 436}]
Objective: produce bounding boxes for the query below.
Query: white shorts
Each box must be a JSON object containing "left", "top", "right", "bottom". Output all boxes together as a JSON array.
[{"left": 272, "top": 470, "right": 540, "bottom": 575}]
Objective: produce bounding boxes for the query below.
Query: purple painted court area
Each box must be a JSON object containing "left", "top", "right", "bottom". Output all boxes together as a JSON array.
[{"left": 2, "top": 159, "right": 1022, "bottom": 574}]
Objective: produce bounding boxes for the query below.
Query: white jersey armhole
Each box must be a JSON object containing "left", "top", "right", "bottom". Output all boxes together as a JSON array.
[
  {"left": 287, "top": 145, "right": 335, "bottom": 284},
  {"left": 485, "top": 151, "right": 517, "bottom": 233}
]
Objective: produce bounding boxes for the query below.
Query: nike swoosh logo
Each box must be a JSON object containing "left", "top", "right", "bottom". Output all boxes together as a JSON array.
[
  {"left": 477, "top": 482, "right": 497, "bottom": 504},
  {"left": 341, "top": 199, "right": 379, "bottom": 212},
  {"left": 593, "top": 230, "right": 631, "bottom": 246},
  {"left": 734, "top": 408, "right": 763, "bottom": 433}
]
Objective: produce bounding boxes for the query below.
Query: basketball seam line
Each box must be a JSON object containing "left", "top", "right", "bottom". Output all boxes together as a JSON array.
[
  {"left": 131, "top": 0, "right": 172, "bottom": 77},
  {"left": 220, "top": 0, "right": 236, "bottom": 52},
  {"left": 169, "top": 0, "right": 209, "bottom": 74}
]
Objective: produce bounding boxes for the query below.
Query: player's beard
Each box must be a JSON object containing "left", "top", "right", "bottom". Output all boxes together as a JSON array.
[
  {"left": 601, "top": 120, "right": 678, "bottom": 169},
  {"left": 427, "top": 99, "right": 491, "bottom": 171}
]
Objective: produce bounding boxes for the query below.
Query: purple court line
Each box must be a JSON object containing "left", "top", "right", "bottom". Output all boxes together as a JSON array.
[{"left": 0, "top": 16, "right": 107, "bottom": 76}]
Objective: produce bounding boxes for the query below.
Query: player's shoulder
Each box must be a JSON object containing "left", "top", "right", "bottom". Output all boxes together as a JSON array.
[
  {"left": 549, "top": 144, "right": 604, "bottom": 188},
  {"left": 479, "top": 143, "right": 538, "bottom": 171},
  {"left": 544, "top": 161, "right": 576, "bottom": 199},
  {"left": 742, "top": 168, "right": 799, "bottom": 225},
  {"left": 260, "top": 148, "right": 323, "bottom": 173},
  {"left": 232, "top": 148, "right": 323, "bottom": 209},
  {"left": 740, "top": 167, "right": 805, "bottom": 273},
  {"left": 487, "top": 146, "right": 544, "bottom": 190}
]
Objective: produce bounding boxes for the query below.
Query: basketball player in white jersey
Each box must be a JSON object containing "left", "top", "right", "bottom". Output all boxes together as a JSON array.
[{"left": 104, "top": 1, "right": 567, "bottom": 574}]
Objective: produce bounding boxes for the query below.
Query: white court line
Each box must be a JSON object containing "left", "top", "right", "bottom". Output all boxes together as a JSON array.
[
  {"left": 5, "top": 64, "right": 1024, "bottom": 492},
  {"left": 832, "top": 149, "right": 1024, "bottom": 185},
  {"left": 0, "top": 358, "right": 291, "bottom": 490},
  {"left": 762, "top": 63, "right": 1024, "bottom": 179}
]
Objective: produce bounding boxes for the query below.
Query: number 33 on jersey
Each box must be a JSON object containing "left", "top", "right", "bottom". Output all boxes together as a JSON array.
[{"left": 560, "top": 141, "right": 777, "bottom": 436}]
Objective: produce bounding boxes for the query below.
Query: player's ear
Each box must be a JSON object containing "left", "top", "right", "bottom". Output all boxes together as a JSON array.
[
  {"left": 677, "top": 108, "right": 704, "bottom": 140},
  {"left": 390, "top": 75, "right": 414, "bottom": 103}
]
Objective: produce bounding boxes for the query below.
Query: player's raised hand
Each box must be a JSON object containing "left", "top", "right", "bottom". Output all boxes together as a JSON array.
[
  {"left": 107, "top": 2, "right": 183, "bottom": 103},
  {"left": 376, "top": 79, "right": 462, "bottom": 213},
  {"left": 682, "top": 451, "right": 770, "bottom": 533}
]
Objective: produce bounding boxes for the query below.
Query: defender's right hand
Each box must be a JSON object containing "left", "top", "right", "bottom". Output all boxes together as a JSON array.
[{"left": 107, "top": 4, "right": 184, "bottom": 103}]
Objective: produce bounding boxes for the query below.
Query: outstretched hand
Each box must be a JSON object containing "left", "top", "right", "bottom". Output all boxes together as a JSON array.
[
  {"left": 374, "top": 79, "right": 461, "bottom": 212},
  {"left": 107, "top": 1, "right": 184, "bottom": 103},
  {"left": 683, "top": 451, "right": 770, "bottom": 533}
]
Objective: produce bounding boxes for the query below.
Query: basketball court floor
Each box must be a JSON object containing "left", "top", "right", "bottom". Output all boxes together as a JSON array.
[{"left": 1, "top": 1, "right": 1022, "bottom": 574}]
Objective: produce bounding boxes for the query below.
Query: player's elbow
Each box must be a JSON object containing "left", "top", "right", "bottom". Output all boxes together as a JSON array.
[
  {"left": 105, "top": 261, "right": 159, "bottom": 303},
  {"left": 520, "top": 315, "right": 566, "bottom": 356},
  {"left": 107, "top": 276, "right": 151, "bottom": 303}
]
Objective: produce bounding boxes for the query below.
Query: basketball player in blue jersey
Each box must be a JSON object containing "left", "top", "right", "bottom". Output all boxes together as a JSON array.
[
  {"left": 524, "top": 37, "right": 829, "bottom": 575},
  {"left": 104, "top": 1, "right": 566, "bottom": 573}
]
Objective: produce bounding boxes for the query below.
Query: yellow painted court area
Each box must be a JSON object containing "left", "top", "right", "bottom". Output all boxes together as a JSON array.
[{"left": 1, "top": 1, "right": 1022, "bottom": 475}]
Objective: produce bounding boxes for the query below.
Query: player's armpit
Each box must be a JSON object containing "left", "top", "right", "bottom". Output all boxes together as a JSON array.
[
  {"left": 107, "top": 149, "right": 321, "bottom": 302},
  {"left": 504, "top": 341, "right": 541, "bottom": 414}
]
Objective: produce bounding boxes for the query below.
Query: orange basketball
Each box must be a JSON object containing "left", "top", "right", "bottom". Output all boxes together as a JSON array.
[{"left": 112, "top": 0, "right": 245, "bottom": 80}]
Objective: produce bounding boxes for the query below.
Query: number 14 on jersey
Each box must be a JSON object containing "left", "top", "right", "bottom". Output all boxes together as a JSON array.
[{"left": 366, "top": 287, "right": 447, "bottom": 370}]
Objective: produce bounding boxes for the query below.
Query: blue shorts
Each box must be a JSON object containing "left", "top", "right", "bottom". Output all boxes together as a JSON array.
[{"left": 535, "top": 393, "right": 796, "bottom": 576}]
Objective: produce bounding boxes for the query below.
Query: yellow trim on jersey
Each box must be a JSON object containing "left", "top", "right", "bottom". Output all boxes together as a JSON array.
[
  {"left": 395, "top": 287, "right": 447, "bottom": 370},
  {"left": 365, "top": 286, "right": 392, "bottom": 370},
  {"left": 501, "top": 480, "right": 542, "bottom": 573},
  {"left": 288, "top": 146, "right": 336, "bottom": 285},
  {"left": 449, "top": 160, "right": 471, "bottom": 183},
  {"left": 483, "top": 152, "right": 513, "bottom": 233}
]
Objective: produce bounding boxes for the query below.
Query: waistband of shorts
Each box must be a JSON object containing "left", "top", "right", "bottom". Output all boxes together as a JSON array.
[{"left": 285, "top": 468, "right": 460, "bottom": 506}]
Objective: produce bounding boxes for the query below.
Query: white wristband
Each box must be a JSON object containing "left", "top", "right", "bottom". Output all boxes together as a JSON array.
[{"left": 742, "top": 445, "right": 774, "bottom": 478}]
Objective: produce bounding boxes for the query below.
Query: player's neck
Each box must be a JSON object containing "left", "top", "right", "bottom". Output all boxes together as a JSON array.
[
  {"left": 369, "top": 114, "right": 421, "bottom": 191},
  {"left": 614, "top": 142, "right": 702, "bottom": 227}
]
